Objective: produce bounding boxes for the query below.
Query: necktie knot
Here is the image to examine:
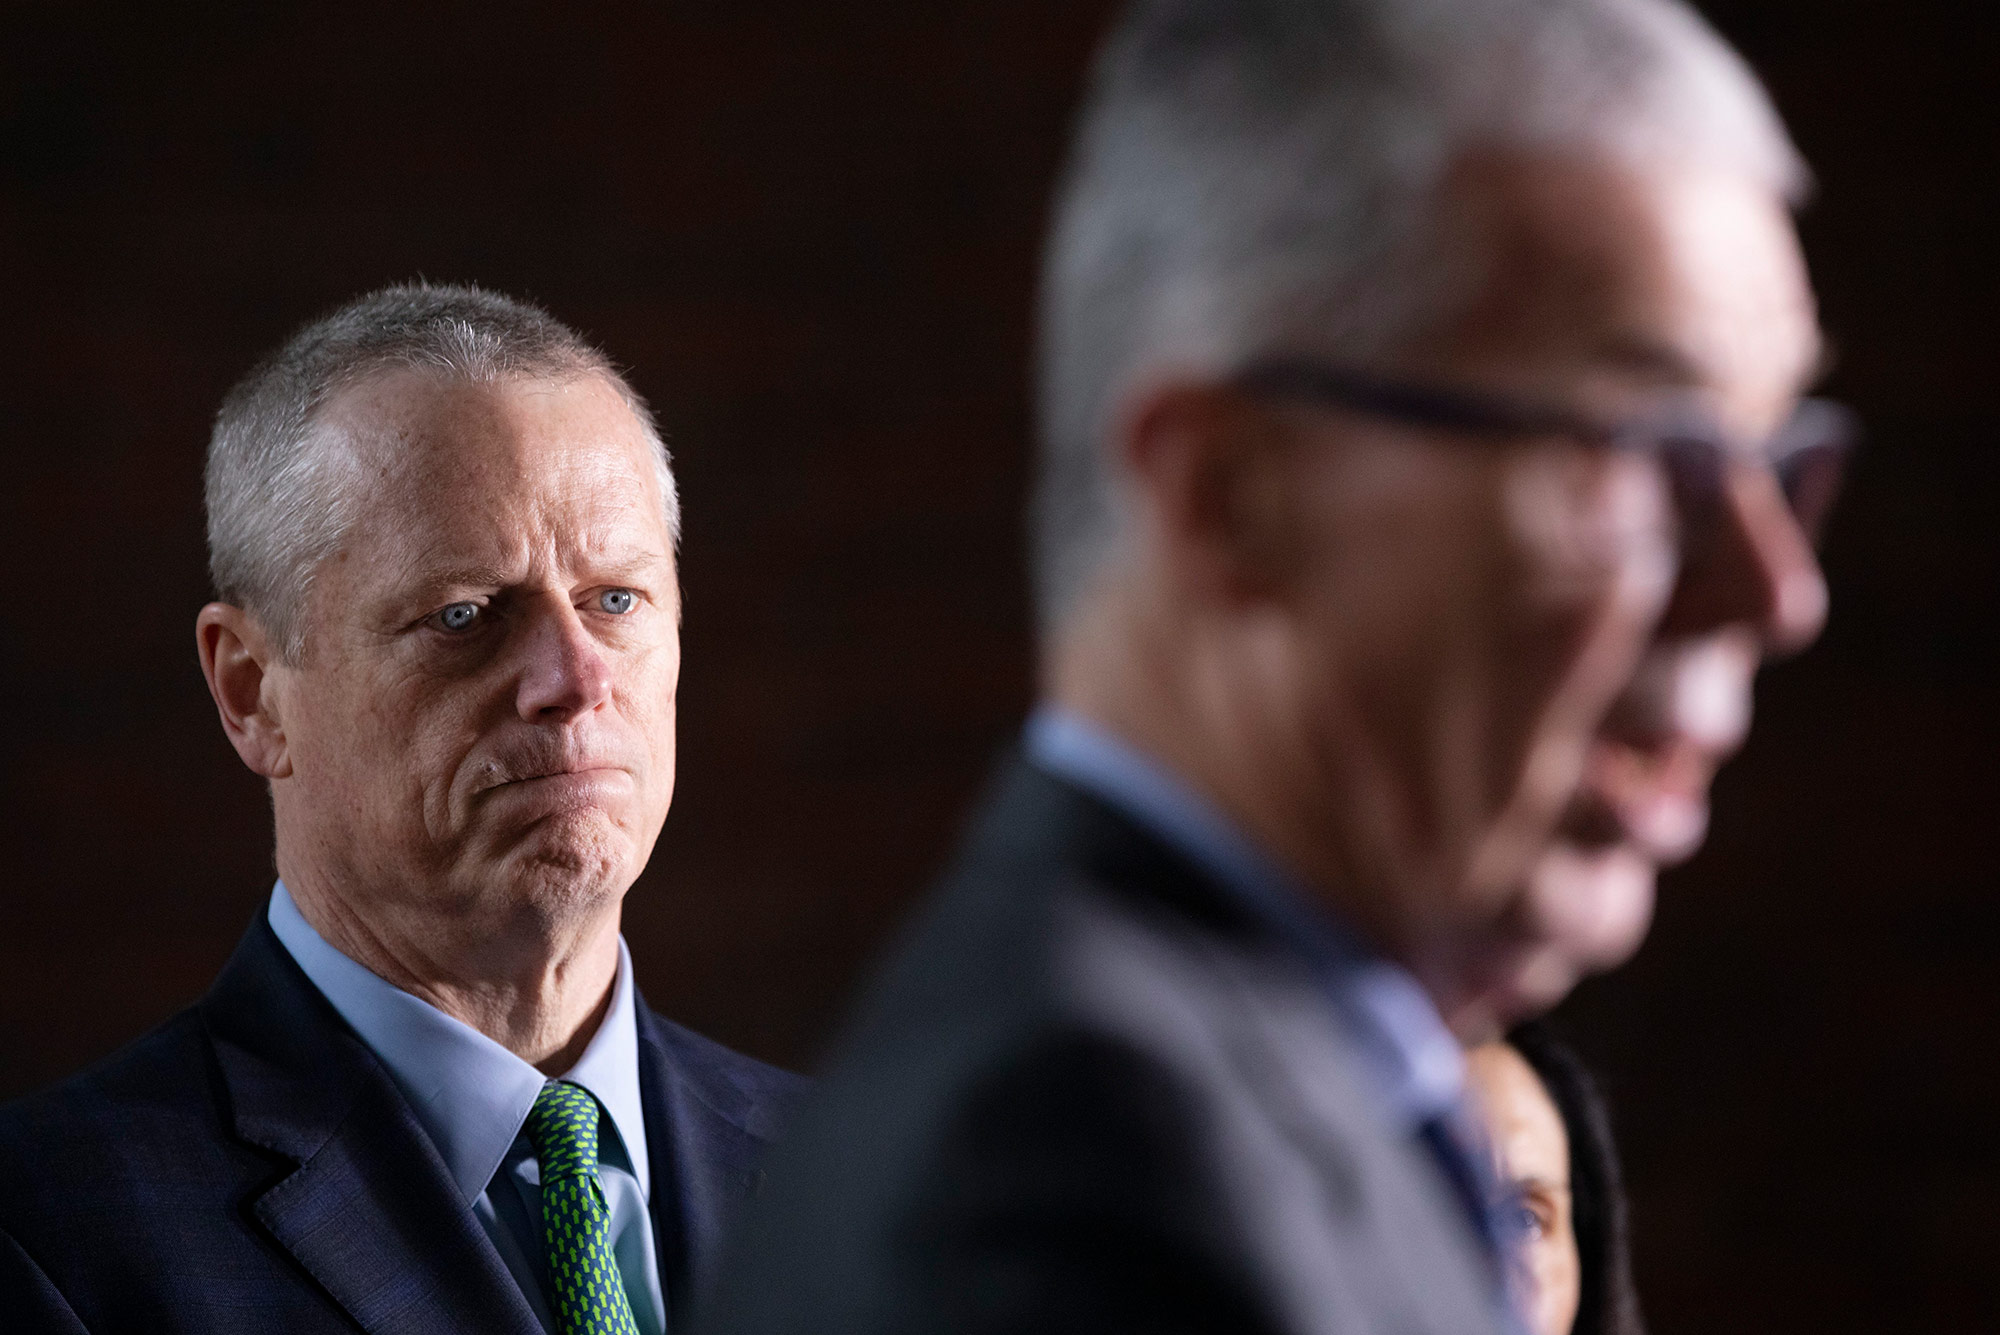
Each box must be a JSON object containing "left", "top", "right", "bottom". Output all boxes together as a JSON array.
[{"left": 527, "top": 1080, "right": 603, "bottom": 1183}]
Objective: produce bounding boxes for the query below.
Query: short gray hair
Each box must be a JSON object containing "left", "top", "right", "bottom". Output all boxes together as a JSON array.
[
  {"left": 1032, "top": 0, "right": 1808, "bottom": 630},
  {"left": 205, "top": 283, "right": 679, "bottom": 659}
]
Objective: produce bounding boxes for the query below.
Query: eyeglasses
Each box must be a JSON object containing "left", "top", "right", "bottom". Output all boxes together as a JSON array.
[{"left": 1234, "top": 359, "right": 1858, "bottom": 555}]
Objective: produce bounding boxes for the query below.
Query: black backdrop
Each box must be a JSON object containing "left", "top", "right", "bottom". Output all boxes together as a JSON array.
[{"left": 1, "top": 4, "right": 1994, "bottom": 1331}]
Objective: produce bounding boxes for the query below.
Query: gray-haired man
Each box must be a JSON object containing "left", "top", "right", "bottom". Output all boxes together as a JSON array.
[
  {"left": 700, "top": 1, "right": 1845, "bottom": 1332},
  {"left": 0, "top": 286, "right": 804, "bottom": 1335}
]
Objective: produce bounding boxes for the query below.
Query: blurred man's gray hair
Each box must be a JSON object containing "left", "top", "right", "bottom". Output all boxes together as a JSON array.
[
  {"left": 205, "top": 283, "right": 679, "bottom": 660},
  {"left": 1032, "top": 0, "right": 1807, "bottom": 630}
]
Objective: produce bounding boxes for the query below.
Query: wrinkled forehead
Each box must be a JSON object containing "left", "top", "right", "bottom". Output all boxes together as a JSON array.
[
  {"left": 311, "top": 367, "right": 674, "bottom": 568},
  {"left": 316, "top": 366, "right": 641, "bottom": 475},
  {"left": 1407, "top": 145, "right": 1822, "bottom": 431}
]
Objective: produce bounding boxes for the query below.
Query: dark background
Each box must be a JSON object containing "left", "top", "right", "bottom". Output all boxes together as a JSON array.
[{"left": 1, "top": 3, "right": 1993, "bottom": 1331}]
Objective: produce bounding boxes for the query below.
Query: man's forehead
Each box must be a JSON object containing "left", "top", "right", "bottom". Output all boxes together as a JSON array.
[
  {"left": 313, "top": 369, "right": 665, "bottom": 512},
  {"left": 314, "top": 369, "right": 673, "bottom": 574},
  {"left": 1417, "top": 145, "right": 1821, "bottom": 410},
  {"left": 319, "top": 366, "right": 641, "bottom": 457}
]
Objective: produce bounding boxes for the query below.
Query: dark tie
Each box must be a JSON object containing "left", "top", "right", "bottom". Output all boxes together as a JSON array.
[
  {"left": 1416, "top": 1113, "right": 1504, "bottom": 1259},
  {"left": 525, "top": 1081, "right": 642, "bottom": 1335}
]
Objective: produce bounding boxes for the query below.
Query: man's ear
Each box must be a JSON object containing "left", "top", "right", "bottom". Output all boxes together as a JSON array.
[
  {"left": 196, "top": 603, "right": 293, "bottom": 779},
  {"left": 1117, "top": 382, "right": 1306, "bottom": 604}
]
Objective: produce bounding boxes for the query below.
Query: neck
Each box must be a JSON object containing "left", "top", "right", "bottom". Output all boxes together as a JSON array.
[
  {"left": 280, "top": 867, "right": 623, "bottom": 1076},
  {"left": 1044, "top": 575, "right": 1392, "bottom": 958}
]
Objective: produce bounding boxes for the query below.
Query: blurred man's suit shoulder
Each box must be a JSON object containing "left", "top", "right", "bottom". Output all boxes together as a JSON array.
[
  {"left": 0, "top": 915, "right": 804, "bottom": 1335},
  {"left": 701, "top": 756, "right": 1499, "bottom": 1335}
]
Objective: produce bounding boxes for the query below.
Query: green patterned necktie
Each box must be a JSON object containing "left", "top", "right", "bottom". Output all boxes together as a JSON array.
[{"left": 526, "top": 1081, "right": 641, "bottom": 1335}]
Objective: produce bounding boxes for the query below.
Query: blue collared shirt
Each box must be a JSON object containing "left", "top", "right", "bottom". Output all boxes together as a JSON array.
[
  {"left": 267, "top": 883, "right": 666, "bottom": 1335},
  {"left": 1024, "top": 707, "right": 1466, "bottom": 1131}
]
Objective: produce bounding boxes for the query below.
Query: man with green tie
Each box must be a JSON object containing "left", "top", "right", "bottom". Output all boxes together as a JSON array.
[{"left": 0, "top": 284, "right": 804, "bottom": 1335}]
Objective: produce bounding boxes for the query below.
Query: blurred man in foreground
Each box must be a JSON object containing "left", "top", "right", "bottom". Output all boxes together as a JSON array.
[
  {"left": 0, "top": 286, "right": 802, "bottom": 1334},
  {"left": 702, "top": 0, "right": 1847, "bottom": 1331}
]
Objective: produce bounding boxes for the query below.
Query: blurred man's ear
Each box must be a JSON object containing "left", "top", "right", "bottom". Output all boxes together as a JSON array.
[
  {"left": 196, "top": 603, "right": 294, "bottom": 780},
  {"left": 1118, "top": 382, "right": 1308, "bottom": 607}
]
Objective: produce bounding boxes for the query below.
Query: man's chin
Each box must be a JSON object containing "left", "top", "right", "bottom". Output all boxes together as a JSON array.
[
  {"left": 1524, "top": 840, "right": 1659, "bottom": 972},
  {"left": 478, "top": 813, "right": 644, "bottom": 903},
  {"left": 1446, "top": 843, "right": 1659, "bottom": 1034}
]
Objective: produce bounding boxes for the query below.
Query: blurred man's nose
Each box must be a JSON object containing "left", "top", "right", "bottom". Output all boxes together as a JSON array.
[
  {"left": 1665, "top": 464, "right": 1829, "bottom": 654},
  {"left": 514, "top": 601, "right": 615, "bottom": 722}
]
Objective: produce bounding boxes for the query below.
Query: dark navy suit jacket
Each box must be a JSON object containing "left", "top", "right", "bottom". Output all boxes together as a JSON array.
[
  {"left": 697, "top": 758, "right": 1501, "bottom": 1335},
  {"left": 0, "top": 916, "right": 806, "bottom": 1334}
]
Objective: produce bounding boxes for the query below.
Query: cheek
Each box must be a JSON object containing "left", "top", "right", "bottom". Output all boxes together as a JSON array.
[
  {"left": 1485, "top": 453, "right": 1677, "bottom": 812},
  {"left": 1499, "top": 449, "right": 1676, "bottom": 675},
  {"left": 1292, "top": 440, "right": 1515, "bottom": 740},
  {"left": 644, "top": 689, "right": 678, "bottom": 813},
  {"left": 305, "top": 662, "right": 483, "bottom": 819},
  {"left": 610, "top": 637, "right": 681, "bottom": 797},
  {"left": 287, "top": 671, "right": 394, "bottom": 783},
  {"left": 627, "top": 635, "right": 680, "bottom": 727},
  {"left": 1529, "top": 1229, "right": 1583, "bottom": 1335}
]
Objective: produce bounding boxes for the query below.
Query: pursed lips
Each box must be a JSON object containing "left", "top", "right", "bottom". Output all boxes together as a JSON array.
[
  {"left": 471, "top": 750, "right": 636, "bottom": 796},
  {"left": 496, "top": 765, "right": 626, "bottom": 785}
]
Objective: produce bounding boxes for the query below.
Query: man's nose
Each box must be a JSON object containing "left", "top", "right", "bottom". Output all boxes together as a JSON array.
[
  {"left": 1661, "top": 464, "right": 1829, "bottom": 654},
  {"left": 514, "top": 601, "right": 615, "bottom": 722}
]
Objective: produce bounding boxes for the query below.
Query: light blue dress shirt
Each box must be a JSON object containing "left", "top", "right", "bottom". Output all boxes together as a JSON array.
[{"left": 267, "top": 882, "right": 666, "bottom": 1335}]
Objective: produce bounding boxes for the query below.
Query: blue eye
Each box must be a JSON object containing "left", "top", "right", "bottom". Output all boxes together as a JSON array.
[
  {"left": 436, "top": 602, "right": 482, "bottom": 632},
  {"left": 1498, "top": 1198, "right": 1548, "bottom": 1241},
  {"left": 599, "top": 588, "right": 637, "bottom": 615}
]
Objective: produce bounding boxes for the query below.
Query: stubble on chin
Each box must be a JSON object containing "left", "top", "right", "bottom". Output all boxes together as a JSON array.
[{"left": 476, "top": 807, "right": 644, "bottom": 918}]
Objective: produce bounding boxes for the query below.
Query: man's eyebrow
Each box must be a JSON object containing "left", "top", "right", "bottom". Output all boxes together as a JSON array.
[
  {"left": 1505, "top": 1174, "right": 1572, "bottom": 1197},
  {"left": 1592, "top": 331, "right": 1708, "bottom": 385},
  {"left": 405, "top": 562, "right": 518, "bottom": 592},
  {"left": 580, "top": 548, "right": 676, "bottom": 581},
  {"left": 404, "top": 550, "right": 675, "bottom": 593},
  {"left": 1594, "top": 327, "right": 1832, "bottom": 398}
]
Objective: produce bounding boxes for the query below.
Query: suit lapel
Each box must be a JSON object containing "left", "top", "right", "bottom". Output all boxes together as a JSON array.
[
  {"left": 1017, "top": 759, "right": 1504, "bottom": 1334},
  {"left": 201, "top": 920, "right": 543, "bottom": 1335},
  {"left": 634, "top": 1002, "right": 772, "bottom": 1323}
]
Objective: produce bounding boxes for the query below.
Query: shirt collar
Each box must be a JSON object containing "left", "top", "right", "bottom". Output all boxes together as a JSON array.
[
  {"left": 1024, "top": 706, "right": 1465, "bottom": 1128},
  {"left": 266, "top": 881, "right": 651, "bottom": 1202}
]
